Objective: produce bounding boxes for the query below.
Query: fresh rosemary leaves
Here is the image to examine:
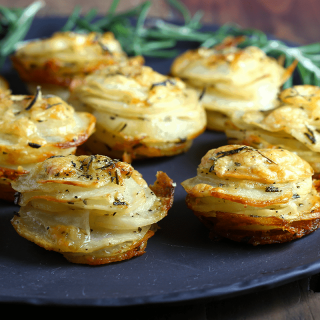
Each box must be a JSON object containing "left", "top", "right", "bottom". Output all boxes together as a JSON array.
[
  {"left": 1, "top": 0, "right": 320, "bottom": 87},
  {"left": 60, "top": 0, "right": 320, "bottom": 87},
  {"left": 0, "top": 1, "right": 43, "bottom": 68}
]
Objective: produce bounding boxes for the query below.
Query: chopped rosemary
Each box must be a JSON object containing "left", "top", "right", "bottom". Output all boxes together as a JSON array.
[
  {"left": 25, "top": 86, "right": 41, "bottom": 111},
  {"left": 113, "top": 201, "right": 127, "bottom": 206},
  {"left": 46, "top": 103, "right": 62, "bottom": 109},
  {"left": 115, "top": 169, "right": 120, "bottom": 185},
  {"left": 28, "top": 142, "right": 41, "bottom": 148},
  {"left": 199, "top": 87, "right": 206, "bottom": 101},
  {"left": 215, "top": 146, "right": 249, "bottom": 158},
  {"left": 118, "top": 123, "right": 127, "bottom": 132},
  {"left": 150, "top": 79, "right": 175, "bottom": 90},
  {"left": 305, "top": 125, "right": 316, "bottom": 144},
  {"left": 84, "top": 155, "right": 95, "bottom": 171},
  {"left": 265, "top": 186, "right": 281, "bottom": 192}
]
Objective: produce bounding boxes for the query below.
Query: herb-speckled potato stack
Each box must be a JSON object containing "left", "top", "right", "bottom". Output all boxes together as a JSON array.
[
  {"left": 11, "top": 31, "right": 144, "bottom": 101},
  {"left": 11, "top": 154, "right": 175, "bottom": 265},
  {"left": 170, "top": 37, "right": 296, "bottom": 131},
  {"left": 182, "top": 145, "right": 320, "bottom": 245},
  {"left": 226, "top": 85, "right": 320, "bottom": 174},
  {"left": 68, "top": 63, "right": 206, "bottom": 162},
  {"left": 0, "top": 89, "right": 95, "bottom": 201}
]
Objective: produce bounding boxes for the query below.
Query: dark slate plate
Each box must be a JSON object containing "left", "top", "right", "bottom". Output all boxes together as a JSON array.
[{"left": 1, "top": 17, "right": 318, "bottom": 307}]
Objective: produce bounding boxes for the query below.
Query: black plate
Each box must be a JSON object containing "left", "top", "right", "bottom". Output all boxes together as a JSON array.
[{"left": 1, "top": 17, "right": 319, "bottom": 307}]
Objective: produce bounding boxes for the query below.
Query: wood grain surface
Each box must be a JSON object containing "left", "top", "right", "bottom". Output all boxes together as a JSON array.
[{"left": 3, "top": 0, "right": 320, "bottom": 44}]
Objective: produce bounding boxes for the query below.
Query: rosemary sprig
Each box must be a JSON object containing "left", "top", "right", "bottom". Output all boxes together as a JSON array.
[
  {"left": 0, "top": 1, "right": 43, "bottom": 68},
  {"left": 61, "top": 0, "right": 203, "bottom": 57},
  {"left": 60, "top": 0, "right": 320, "bottom": 86}
]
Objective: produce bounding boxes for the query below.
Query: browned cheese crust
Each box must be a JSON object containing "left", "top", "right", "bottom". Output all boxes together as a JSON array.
[
  {"left": 11, "top": 155, "right": 175, "bottom": 264},
  {"left": 226, "top": 85, "right": 320, "bottom": 173},
  {"left": 69, "top": 64, "right": 206, "bottom": 162},
  {"left": 181, "top": 145, "right": 320, "bottom": 245},
  {"left": 171, "top": 36, "right": 296, "bottom": 131},
  {"left": 0, "top": 91, "right": 96, "bottom": 201}
]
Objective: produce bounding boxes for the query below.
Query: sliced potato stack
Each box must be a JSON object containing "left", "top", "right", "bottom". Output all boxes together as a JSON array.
[
  {"left": 171, "top": 37, "right": 295, "bottom": 131},
  {"left": 69, "top": 64, "right": 206, "bottom": 162},
  {"left": 0, "top": 90, "right": 95, "bottom": 201},
  {"left": 11, "top": 31, "right": 144, "bottom": 101},
  {"left": 182, "top": 145, "right": 320, "bottom": 245},
  {"left": 226, "top": 85, "right": 320, "bottom": 174},
  {"left": 11, "top": 154, "right": 175, "bottom": 265}
]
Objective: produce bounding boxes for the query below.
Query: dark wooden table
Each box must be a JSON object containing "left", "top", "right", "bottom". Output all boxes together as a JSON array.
[{"left": 2, "top": 1, "right": 320, "bottom": 318}]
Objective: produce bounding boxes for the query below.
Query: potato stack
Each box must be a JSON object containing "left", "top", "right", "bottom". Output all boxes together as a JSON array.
[
  {"left": 182, "top": 145, "right": 320, "bottom": 245},
  {"left": 11, "top": 31, "right": 144, "bottom": 101},
  {"left": 69, "top": 64, "right": 206, "bottom": 162},
  {"left": 0, "top": 90, "right": 95, "bottom": 201},
  {"left": 171, "top": 37, "right": 295, "bottom": 131},
  {"left": 11, "top": 154, "right": 175, "bottom": 265},
  {"left": 226, "top": 85, "right": 320, "bottom": 174}
]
